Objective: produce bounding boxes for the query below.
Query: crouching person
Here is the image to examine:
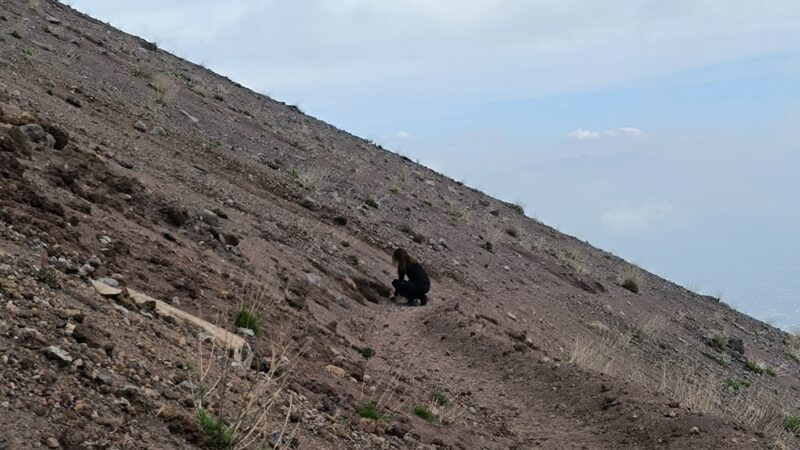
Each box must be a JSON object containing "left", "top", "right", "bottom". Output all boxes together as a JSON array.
[{"left": 391, "top": 248, "right": 430, "bottom": 306}]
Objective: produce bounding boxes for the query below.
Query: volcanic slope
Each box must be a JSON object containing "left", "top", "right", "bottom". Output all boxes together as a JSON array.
[{"left": 1, "top": 1, "right": 798, "bottom": 449}]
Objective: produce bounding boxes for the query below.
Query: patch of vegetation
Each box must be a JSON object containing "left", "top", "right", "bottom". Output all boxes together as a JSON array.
[
  {"left": 131, "top": 65, "right": 152, "bottom": 79},
  {"left": 725, "top": 378, "right": 750, "bottom": 392},
  {"left": 745, "top": 360, "right": 765, "bottom": 375},
  {"left": 621, "top": 277, "right": 639, "bottom": 294},
  {"left": 288, "top": 168, "right": 300, "bottom": 179},
  {"left": 33, "top": 267, "right": 59, "bottom": 289},
  {"left": 505, "top": 227, "right": 519, "bottom": 238},
  {"left": 702, "top": 351, "right": 728, "bottom": 367},
  {"left": 510, "top": 203, "right": 524, "bottom": 215},
  {"left": 193, "top": 384, "right": 209, "bottom": 401},
  {"left": 364, "top": 197, "right": 379, "bottom": 209},
  {"left": 765, "top": 366, "right": 777, "bottom": 377},
  {"left": 9, "top": 30, "right": 22, "bottom": 39},
  {"left": 432, "top": 390, "right": 449, "bottom": 406},
  {"left": 389, "top": 187, "right": 399, "bottom": 195},
  {"left": 356, "top": 403, "right": 388, "bottom": 421},
  {"left": 340, "top": 240, "right": 350, "bottom": 248},
  {"left": 234, "top": 309, "right": 260, "bottom": 335},
  {"left": 413, "top": 405, "right": 436, "bottom": 422},
  {"left": 481, "top": 241, "right": 493, "bottom": 252},
  {"left": 787, "top": 352, "right": 800, "bottom": 364},
  {"left": 359, "top": 347, "right": 375, "bottom": 359},
  {"left": 197, "top": 409, "right": 234, "bottom": 449},
  {"left": 22, "top": 47, "right": 35, "bottom": 58},
  {"left": 785, "top": 415, "right": 800, "bottom": 433}
]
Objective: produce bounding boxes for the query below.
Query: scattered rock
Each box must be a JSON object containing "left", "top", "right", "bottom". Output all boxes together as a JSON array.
[
  {"left": 44, "top": 437, "right": 60, "bottom": 448},
  {"left": 180, "top": 110, "right": 199, "bottom": 124},
  {"left": 198, "top": 209, "right": 220, "bottom": 226},
  {"left": 506, "top": 312, "right": 518, "bottom": 321},
  {"left": 333, "top": 216, "right": 347, "bottom": 226},
  {"left": 238, "top": 327, "right": 255, "bottom": 337},
  {"left": 45, "top": 16, "right": 62, "bottom": 24},
  {"left": 324, "top": 365, "right": 347, "bottom": 378},
  {"left": 87, "top": 255, "right": 102, "bottom": 268},
  {"left": 727, "top": 337, "right": 745, "bottom": 355},
  {"left": 65, "top": 96, "right": 82, "bottom": 108},
  {"left": 91, "top": 279, "right": 122, "bottom": 296},
  {"left": 689, "top": 426, "right": 700, "bottom": 434},
  {"left": 305, "top": 273, "right": 322, "bottom": 287},
  {"left": 134, "top": 120, "right": 147, "bottom": 132},
  {"left": 78, "top": 264, "right": 94, "bottom": 277},
  {"left": 300, "top": 197, "right": 321, "bottom": 211},
  {"left": 44, "top": 346, "right": 73, "bottom": 365},
  {"left": 149, "top": 126, "right": 166, "bottom": 136}
]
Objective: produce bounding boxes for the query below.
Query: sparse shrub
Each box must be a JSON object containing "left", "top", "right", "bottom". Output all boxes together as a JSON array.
[
  {"left": 364, "top": 197, "right": 379, "bottom": 209},
  {"left": 197, "top": 408, "right": 234, "bottom": 449},
  {"left": 658, "top": 365, "right": 720, "bottom": 414},
  {"left": 413, "top": 405, "right": 436, "bottom": 422},
  {"left": 340, "top": 240, "right": 350, "bottom": 248},
  {"left": 621, "top": 278, "right": 639, "bottom": 293},
  {"left": 149, "top": 72, "right": 180, "bottom": 105},
  {"left": 356, "top": 403, "right": 387, "bottom": 420},
  {"left": 233, "top": 309, "right": 259, "bottom": 335},
  {"left": 765, "top": 367, "right": 777, "bottom": 377},
  {"left": 569, "top": 325, "right": 630, "bottom": 374},
  {"left": 746, "top": 360, "right": 766, "bottom": 375},
  {"left": 359, "top": 347, "right": 375, "bottom": 359},
  {"left": 10, "top": 30, "right": 22, "bottom": 39},
  {"left": 481, "top": 241, "right": 493, "bottom": 252},
  {"left": 784, "top": 415, "right": 800, "bottom": 433},
  {"left": 432, "top": 390, "right": 448, "bottom": 406},
  {"left": 389, "top": 187, "right": 399, "bottom": 195},
  {"left": 726, "top": 379, "right": 750, "bottom": 392},
  {"left": 505, "top": 226, "right": 519, "bottom": 238},
  {"left": 510, "top": 202, "right": 524, "bottom": 215},
  {"left": 33, "top": 267, "right": 59, "bottom": 289},
  {"left": 131, "top": 65, "right": 152, "bottom": 79},
  {"left": 702, "top": 351, "right": 728, "bottom": 366}
]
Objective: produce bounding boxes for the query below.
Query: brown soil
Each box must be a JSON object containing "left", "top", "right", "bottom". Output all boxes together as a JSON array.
[{"left": 0, "top": 1, "right": 797, "bottom": 449}]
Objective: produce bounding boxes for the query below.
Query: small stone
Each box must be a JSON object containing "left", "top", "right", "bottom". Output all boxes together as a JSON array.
[
  {"left": 238, "top": 327, "right": 255, "bottom": 337},
  {"left": 539, "top": 356, "right": 551, "bottom": 364},
  {"left": 19, "top": 124, "right": 48, "bottom": 143},
  {"left": 199, "top": 209, "right": 220, "bottom": 226},
  {"left": 86, "top": 255, "right": 102, "bottom": 268},
  {"left": 44, "top": 346, "right": 73, "bottom": 365},
  {"left": 301, "top": 197, "right": 321, "bottom": 211},
  {"left": 180, "top": 110, "right": 199, "bottom": 124},
  {"left": 665, "top": 410, "right": 677, "bottom": 418},
  {"left": 305, "top": 273, "right": 322, "bottom": 287},
  {"left": 133, "top": 121, "right": 147, "bottom": 132},
  {"left": 689, "top": 426, "right": 700, "bottom": 434},
  {"left": 324, "top": 365, "right": 347, "bottom": 378},
  {"left": 78, "top": 264, "right": 95, "bottom": 277},
  {"left": 45, "top": 16, "right": 62, "bottom": 24},
  {"left": 149, "top": 126, "right": 166, "bottom": 136},
  {"left": 503, "top": 265, "right": 510, "bottom": 271},
  {"left": 506, "top": 312, "right": 518, "bottom": 321},
  {"left": 99, "top": 236, "right": 112, "bottom": 245},
  {"left": 44, "top": 437, "right": 60, "bottom": 448},
  {"left": 91, "top": 279, "right": 121, "bottom": 296}
]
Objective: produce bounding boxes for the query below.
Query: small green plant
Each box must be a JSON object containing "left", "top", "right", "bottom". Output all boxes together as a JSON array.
[
  {"left": 765, "top": 366, "right": 777, "bottom": 377},
  {"left": 745, "top": 360, "right": 765, "bottom": 375},
  {"left": 359, "top": 347, "right": 375, "bottom": 359},
  {"left": 193, "top": 384, "right": 209, "bottom": 400},
  {"left": 33, "top": 267, "right": 59, "bottom": 289},
  {"left": 364, "top": 197, "right": 379, "bottom": 209},
  {"left": 22, "top": 47, "right": 35, "bottom": 58},
  {"left": 505, "top": 227, "right": 519, "bottom": 238},
  {"left": 288, "top": 168, "right": 300, "bottom": 179},
  {"left": 389, "top": 187, "right": 400, "bottom": 195},
  {"left": 725, "top": 379, "right": 750, "bottom": 392},
  {"left": 702, "top": 351, "right": 728, "bottom": 367},
  {"left": 356, "top": 403, "right": 387, "bottom": 421},
  {"left": 621, "top": 278, "right": 639, "bottom": 294},
  {"left": 788, "top": 352, "right": 800, "bottom": 364},
  {"left": 432, "top": 390, "right": 449, "bottom": 406},
  {"left": 785, "top": 415, "right": 800, "bottom": 433},
  {"left": 10, "top": 30, "right": 22, "bottom": 39},
  {"left": 413, "top": 405, "right": 436, "bottom": 422},
  {"left": 234, "top": 309, "right": 260, "bottom": 335},
  {"left": 197, "top": 408, "right": 234, "bottom": 449},
  {"left": 510, "top": 203, "right": 524, "bottom": 215},
  {"left": 340, "top": 240, "right": 350, "bottom": 248}
]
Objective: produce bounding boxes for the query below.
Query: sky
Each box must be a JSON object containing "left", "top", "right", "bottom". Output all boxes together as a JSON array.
[{"left": 67, "top": 0, "right": 800, "bottom": 330}]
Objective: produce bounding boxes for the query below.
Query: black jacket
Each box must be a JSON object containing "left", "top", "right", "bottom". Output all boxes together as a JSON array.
[{"left": 399, "top": 262, "right": 430, "bottom": 291}]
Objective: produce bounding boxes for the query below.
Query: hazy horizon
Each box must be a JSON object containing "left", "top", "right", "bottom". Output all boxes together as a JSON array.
[{"left": 67, "top": 0, "right": 800, "bottom": 330}]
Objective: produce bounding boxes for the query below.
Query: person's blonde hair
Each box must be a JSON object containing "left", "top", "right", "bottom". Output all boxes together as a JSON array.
[{"left": 392, "top": 248, "right": 417, "bottom": 271}]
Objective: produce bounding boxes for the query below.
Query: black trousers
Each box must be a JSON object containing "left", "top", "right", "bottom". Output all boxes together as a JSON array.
[{"left": 392, "top": 279, "right": 429, "bottom": 305}]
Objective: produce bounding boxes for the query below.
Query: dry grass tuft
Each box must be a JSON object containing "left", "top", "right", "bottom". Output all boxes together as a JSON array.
[
  {"left": 149, "top": 72, "right": 180, "bottom": 105},
  {"left": 569, "top": 323, "right": 630, "bottom": 374},
  {"left": 658, "top": 365, "right": 720, "bottom": 414}
]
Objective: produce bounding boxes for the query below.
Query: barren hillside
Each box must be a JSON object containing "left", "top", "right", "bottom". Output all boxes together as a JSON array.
[{"left": 1, "top": 1, "right": 799, "bottom": 449}]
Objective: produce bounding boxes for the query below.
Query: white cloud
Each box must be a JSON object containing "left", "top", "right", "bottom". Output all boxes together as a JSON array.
[
  {"left": 602, "top": 201, "right": 674, "bottom": 232},
  {"left": 567, "top": 128, "right": 601, "bottom": 140},
  {"left": 396, "top": 131, "right": 410, "bottom": 140},
  {"left": 568, "top": 127, "right": 647, "bottom": 141}
]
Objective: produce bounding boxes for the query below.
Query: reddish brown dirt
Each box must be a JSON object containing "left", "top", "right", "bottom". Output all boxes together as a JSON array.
[{"left": 0, "top": 1, "right": 797, "bottom": 449}]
